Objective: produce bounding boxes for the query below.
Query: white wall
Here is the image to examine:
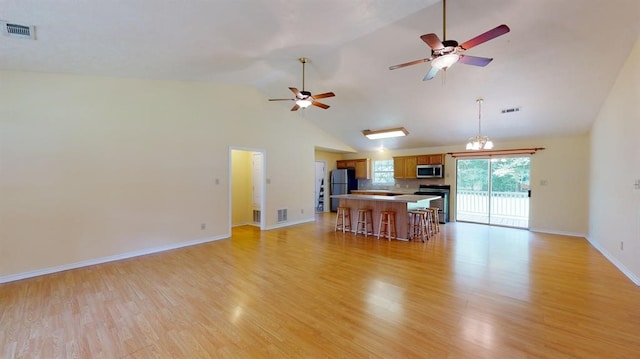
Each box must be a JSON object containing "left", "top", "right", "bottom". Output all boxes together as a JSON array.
[
  {"left": 0, "top": 70, "right": 353, "bottom": 280},
  {"left": 588, "top": 36, "right": 640, "bottom": 284},
  {"left": 347, "top": 134, "right": 590, "bottom": 236}
]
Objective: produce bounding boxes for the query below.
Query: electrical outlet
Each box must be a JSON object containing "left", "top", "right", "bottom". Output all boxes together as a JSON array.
[
  {"left": 301, "top": 208, "right": 304, "bottom": 214},
  {"left": 620, "top": 241, "right": 624, "bottom": 250},
  {"left": 215, "top": 178, "right": 220, "bottom": 185},
  {"left": 201, "top": 223, "right": 206, "bottom": 230},
  {"left": 540, "top": 179, "right": 549, "bottom": 186}
]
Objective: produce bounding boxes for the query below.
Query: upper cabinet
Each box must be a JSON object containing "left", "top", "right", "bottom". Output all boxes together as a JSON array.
[
  {"left": 394, "top": 153, "right": 444, "bottom": 178},
  {"left": 336, "top": 158, "right": 371, "bottom": 179},
  {"left": 393, "top": 156, "right": 417, "bottom": 179},
  {"left": 336, "top": 160, "right": 357, "bottom": 169},
  {"left": 416, "top": 154, "right": 444, "bottom": 165}
]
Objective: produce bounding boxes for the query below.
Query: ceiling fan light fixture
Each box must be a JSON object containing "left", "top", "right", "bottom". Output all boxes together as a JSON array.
[
  {"left": 296, "top": 99, "right": 312, "bottom": 108},
  {"left": 431, "top": 53, "right": 459, "bottom": 70},
  {"left": 363, "top": 127, "right": 409, "bottom": 140}
]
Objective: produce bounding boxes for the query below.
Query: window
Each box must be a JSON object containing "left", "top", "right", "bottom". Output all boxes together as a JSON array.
[{"left": 372, "top": 159, "right": 395, "bottom": 185}]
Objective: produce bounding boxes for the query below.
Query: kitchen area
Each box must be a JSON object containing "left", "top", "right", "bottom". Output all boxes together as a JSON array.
[{"left": 327, "top": 153, "right": 452, "bottom": 239}]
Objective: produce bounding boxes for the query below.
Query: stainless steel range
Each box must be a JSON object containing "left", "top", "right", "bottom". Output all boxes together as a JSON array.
[{"left": 414, "top": 184, "right": 450, "bottom": 223}]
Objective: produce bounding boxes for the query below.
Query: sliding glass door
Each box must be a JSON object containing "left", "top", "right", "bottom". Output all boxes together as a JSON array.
[{"left": 456, "top": 157, "right": 530, "bottom": 228}]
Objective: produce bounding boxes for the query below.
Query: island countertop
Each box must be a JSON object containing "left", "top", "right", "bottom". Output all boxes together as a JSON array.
[{"left": 330, "top": 194, "right": 440, "bottom": 203}]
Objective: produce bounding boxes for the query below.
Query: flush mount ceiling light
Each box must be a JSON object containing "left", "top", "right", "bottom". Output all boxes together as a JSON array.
[
  {"left": 363, "top": 127, "right": 409, "bottom": 140},
  {"left": 466, "top": 98, "right": 494, "bottom": 150}
]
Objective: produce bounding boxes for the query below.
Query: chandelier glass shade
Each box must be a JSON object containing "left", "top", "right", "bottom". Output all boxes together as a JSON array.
[{"left": 465, "top": 98, "right": 494, "bottom": 150}]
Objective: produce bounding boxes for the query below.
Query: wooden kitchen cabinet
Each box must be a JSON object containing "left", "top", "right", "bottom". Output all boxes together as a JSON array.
[
  {"left": 393, "top": 156, "right": 417, "bottom": 179},
  {"left": 336, "top": 158, "right": 370, "bottom": 179},
  {"left": 354, "top": 159, "right": 370, "bottom": 179},
  {"left": 416, "top": 153, "right": 444, "bottom": 165},
  {"left": 336, "top": 160, "right": 357, "bottom": 169}
]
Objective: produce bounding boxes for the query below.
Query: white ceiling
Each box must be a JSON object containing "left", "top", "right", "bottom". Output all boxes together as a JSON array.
[{"left": 1, "top": 0, "right": 639, "bottom": 152}]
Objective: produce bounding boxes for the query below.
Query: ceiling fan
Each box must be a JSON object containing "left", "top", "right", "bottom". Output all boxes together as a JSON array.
[
  {"left": 269, "top": 57, "right": 335, "bottom": 111},
  {"left": 389, "top": 0, "right": 510, "bottom": 80}
]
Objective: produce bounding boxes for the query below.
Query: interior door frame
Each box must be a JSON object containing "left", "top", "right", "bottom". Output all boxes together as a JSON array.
[{"left": 229, "top": 146, "right": 266, "bottom": 231}]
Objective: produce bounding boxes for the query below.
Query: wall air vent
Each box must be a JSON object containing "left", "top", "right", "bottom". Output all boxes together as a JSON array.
[
  {"left": 277, "top": 209, "right": 288, "bottom": 223},
  {"left": 501, "top": 107, "right": 521, "bottom": 114},
  {"left": 253, "top": 210, "right": 261, "bottom": 223},
  {"left": 1, "top": 21, "right": 36, "bottom": 40}
]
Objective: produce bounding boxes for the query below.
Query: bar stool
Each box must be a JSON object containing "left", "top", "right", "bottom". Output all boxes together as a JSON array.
[
  {"left": 408, "top": 210, "right": 429, "bottom": 242},
  {"left": 377, "top": 210, "right": 397, "bottom": 241},
  {"left": 425, "top": 209, "right": 435, "bottom": 237},
  {"left": 428, "top": 207, "right": 440, "bottom": 234},
  {"left": 335, "top": 206, "right": 351, "bottom": 233},
  {"left": 355, "top": 208, "right": 374, "bottom": 237}
]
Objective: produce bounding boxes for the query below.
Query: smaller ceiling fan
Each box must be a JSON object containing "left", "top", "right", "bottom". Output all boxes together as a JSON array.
[
  {"left": 389, "top": 0, "right": 510, "bottom": 80},
  {"left": 269, "top": 57, "right": 335, "bottom": 111}
]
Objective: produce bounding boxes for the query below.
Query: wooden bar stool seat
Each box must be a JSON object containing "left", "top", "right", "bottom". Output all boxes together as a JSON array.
[
  {"left": 355, "top": 208, "right": 374, "bottom": 237},
  {"left": 335, "top": 206, "right": 352, "bottom": 233},
  {"left": 377, "top": 210, "right": 397, "bottom": 241}
]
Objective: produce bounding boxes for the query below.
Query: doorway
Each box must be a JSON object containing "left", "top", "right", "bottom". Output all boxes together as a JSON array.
[
  {"left": 230, "top": 147, "right": 265, "bottom": 230},
  {"left": 456, "top": 157, "right": 530, "bottom": 228},
  {"left": 315, "top": 161, "right": 326, "bottom": 213}
]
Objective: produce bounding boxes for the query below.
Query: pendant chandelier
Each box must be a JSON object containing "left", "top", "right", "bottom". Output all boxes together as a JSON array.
[{"left": 466, "top": 98, "right": 494, "bottom": 150}]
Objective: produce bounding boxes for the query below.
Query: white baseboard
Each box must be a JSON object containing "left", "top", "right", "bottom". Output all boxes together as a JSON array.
[
  {"left": 529, "top": 227, "right": 586, "bottom": 238},
  {"left": 585, "top": 236, "right": 640, "bottom": 286},
  {"left": 264, "top": 217, "right": 315, "bottom": 230},
  {"left": 0, "top": 234, "right": 229, "bottom": 284}
]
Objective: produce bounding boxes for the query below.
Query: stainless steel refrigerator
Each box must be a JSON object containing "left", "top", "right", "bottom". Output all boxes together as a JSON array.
[{"left": 330, "top": 168, "right": 357, "bottom": 212}]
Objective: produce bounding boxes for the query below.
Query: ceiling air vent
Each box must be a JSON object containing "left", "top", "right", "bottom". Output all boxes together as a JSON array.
[
  {"left": 501, "top": 107, "right": 521, "bottom": 114},
  {"left": 1, "top": 21, "right": 36, "bottom": 40}
]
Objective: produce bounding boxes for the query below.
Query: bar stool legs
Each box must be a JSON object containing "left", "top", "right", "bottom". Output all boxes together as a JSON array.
[
  {"left": 356, "top": 209, "right": 374, "bottom": 237},
  {"left": 335, "top": 206, "right": 351, "bottom": 233},
  {"left": 428, "top": 207, "right": 440, "bottom": 234},
  {"left": 377, "top": 210, "right": 397, "bottom": 241},
  {"left": 408, "top": 210, "right": 429, "bottom": 242}
]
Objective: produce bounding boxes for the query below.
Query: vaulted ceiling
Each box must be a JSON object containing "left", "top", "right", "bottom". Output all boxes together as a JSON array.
[{"left": 1, "top": 0, "right": 638, "bottom": 152}]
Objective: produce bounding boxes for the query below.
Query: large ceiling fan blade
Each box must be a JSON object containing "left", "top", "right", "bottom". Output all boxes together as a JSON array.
[
  {"left": 289, "top": 87, "right": 302, "bottom": 98},
  {"left": 458, "top": 55, "right": 493, "bottom": 67},
  {"left": 290, "top": 104, "right": 300, "bottom": 111},
  {"left": 312, "top": 92, "right": 335, "bottom": 99},
  {"left": 269, "top": 98, "right": 294, "bottom": 101},
  {"left": 389, "top": 57, "right": 432, "bottom": 70},
  {"left": 459, "top": 24, "right": 510, "bottom": 50},
  {"left": 423, "top": 66, "right": 439, "bottom": 81},
  {"left": 420, "top": 33, "right": 444, "bottom": 50},
  {"left": 312, "top": 101, "right": 330, "bottom": 109}
]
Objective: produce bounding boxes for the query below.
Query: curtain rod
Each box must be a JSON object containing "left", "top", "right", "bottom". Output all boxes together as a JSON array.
[{"left": 447, "top": 147, "right": 545, "bottom": 158}]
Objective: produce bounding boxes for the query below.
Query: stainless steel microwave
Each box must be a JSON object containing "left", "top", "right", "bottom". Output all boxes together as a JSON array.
[{"left": 416, "top": 164, "right": 444, "bottom": 178}]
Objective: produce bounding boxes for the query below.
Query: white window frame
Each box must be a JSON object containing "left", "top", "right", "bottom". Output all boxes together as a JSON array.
[{"left": 372, "top": 159, "right": 395, "bottom": 185}]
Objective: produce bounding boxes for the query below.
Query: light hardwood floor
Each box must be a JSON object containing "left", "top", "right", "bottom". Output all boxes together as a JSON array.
[{"left": 2, "top": 213, "right": 639, "bottom": 358}]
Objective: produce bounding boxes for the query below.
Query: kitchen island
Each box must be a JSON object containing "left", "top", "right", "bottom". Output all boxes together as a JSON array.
[{"left": 330, "top": 194, "right": 441, "bottom": 240}]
